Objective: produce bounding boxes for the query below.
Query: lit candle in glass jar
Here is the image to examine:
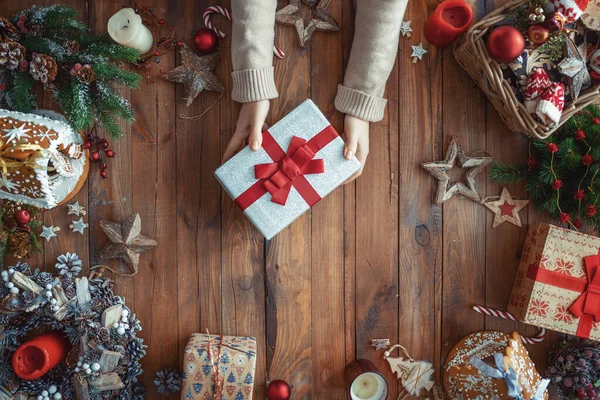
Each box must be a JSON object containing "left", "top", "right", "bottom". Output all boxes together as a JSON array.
[
  {"left": 350, "top": 372, "right": 387, "bottom": 400},
  {"left": 107, "top": 8, "right": 153, "bottom": 54}
]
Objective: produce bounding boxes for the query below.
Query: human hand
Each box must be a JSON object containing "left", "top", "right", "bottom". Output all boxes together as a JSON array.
[
  {"left": 343, "top": 114, "right": 370, "bottom": 184},
  {"left": 221, "top": 100, "right": 270, "bottom": 164}
]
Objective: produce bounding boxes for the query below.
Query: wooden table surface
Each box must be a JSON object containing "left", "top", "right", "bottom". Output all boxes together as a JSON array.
[{"left": 3, "top": 0, "right": 564, "bottom": 398}]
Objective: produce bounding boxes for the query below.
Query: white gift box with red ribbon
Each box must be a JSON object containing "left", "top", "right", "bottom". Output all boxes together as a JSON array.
[{"left": 215, "top": 99, "right": 361, "bottom": 239}]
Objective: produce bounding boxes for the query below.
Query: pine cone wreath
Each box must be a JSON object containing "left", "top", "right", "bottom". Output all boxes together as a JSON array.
[
  {"left": 65, "top": 40, "right": 80, "bottom": 56},
  {"left": 0, "top": 17, "right": 17, "bottom": 38},
  {"left": 75, "top": 64, "right": 95, "bottom": 84},
  {"left": 8, "top": 229, "right": 32, "bottom": 258},
  {"left": 0, "top": 39, "right": 25, "bottom": 70},
  {"left": 29, "top": 52, "right": 57, "bottom": 83}
]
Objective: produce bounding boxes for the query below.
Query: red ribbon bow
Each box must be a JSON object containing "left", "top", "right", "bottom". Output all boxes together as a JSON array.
[
  {"left": 569, "top": 253, "right": 600, "bottom": 337},
  {"left": 254, "top": 136, "right": 325, "bottom": 205},
  {"left": 235, "top": 125, "right": 338, "bottom": 210}
]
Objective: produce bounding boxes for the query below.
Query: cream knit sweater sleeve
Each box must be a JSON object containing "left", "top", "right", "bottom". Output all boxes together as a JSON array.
[
  {"left": 334, "top": 0, "right": 409, "bottom": 122},
  {"left": 231, "top": 0, "right": 278, "bottom": 103}
]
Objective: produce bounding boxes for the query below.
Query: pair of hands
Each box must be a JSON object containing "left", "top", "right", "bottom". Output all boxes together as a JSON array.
[{"left": 221, "top": 100, "right": 369, "bottom": 184}]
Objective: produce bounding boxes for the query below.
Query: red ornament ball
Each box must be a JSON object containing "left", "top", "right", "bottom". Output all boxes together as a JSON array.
[
  {"left": 527, "top": 24, "right": 549, "bottom": 45},
  {"left": 91, "top": 151, "right": 101, "bottom": 162},
  {"left": 14, "top": 209, "right": 30, "bottom": 226},
  {"left": 486, "top": 25, "right": 525, "bottom": 63},
  {"left": 193, "top": 28, "right": 219, "bottom": 54},
  {"left": 266, "top": 380, "right": 291, "bottom": 400}
]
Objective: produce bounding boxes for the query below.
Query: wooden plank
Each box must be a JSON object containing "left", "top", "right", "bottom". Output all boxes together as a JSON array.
[
  {"left": 309, "top": 0, "right": 345, "bottom": 396},
  {"left": 128, "top": 1, "right": 180, "bottom": 397},
  {"left": 265, "top": 13, "right": 313, "bottom": 398},
  {"left": 217, "top": 0, "right": 267, "bottom": 398},
  {"left": 440, "top": 0, "right": 488, "bottom": 371},
  {"left": 397, "top": 0, "right": 443, "bottom": 386}
]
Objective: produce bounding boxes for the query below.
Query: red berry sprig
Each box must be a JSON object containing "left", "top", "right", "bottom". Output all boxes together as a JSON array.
[{"left": 85, "top": 128, "right": 116, "bottom": 179}]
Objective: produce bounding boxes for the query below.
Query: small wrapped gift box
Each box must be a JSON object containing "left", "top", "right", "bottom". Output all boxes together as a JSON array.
[
  {"left": 182, "top": 333, "right": 257, "bottom": 400},
  {"left": 215, "top": 99, "right": 361, "bottom": 239},
  {"left": 508, "top": 224, "right": 600, "bottom": 340}
]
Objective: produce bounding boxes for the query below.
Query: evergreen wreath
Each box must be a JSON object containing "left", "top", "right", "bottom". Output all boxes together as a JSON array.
[
  {"left": 0, "top": 254, "right": 145, "bottom": 399},
  {"left": 0, "top": 5, "right": 141, "bottom": 138},
  {"left": 490, "top": 104, "right": 600, "bottom": 231}
]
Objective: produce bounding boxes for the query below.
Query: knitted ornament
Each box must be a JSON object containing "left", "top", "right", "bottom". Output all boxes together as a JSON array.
[
  {"left": 0, "top": 110, "right": 89, "bottom": 209},
  {"left": 524, "top": 68, "right": 552, "bottom": 114},
  {"left": 536, "top": 82, "right": 565, "bottom": 127},
  {"left": 548, "top": 0, "right": 589, "bottom": 22}
]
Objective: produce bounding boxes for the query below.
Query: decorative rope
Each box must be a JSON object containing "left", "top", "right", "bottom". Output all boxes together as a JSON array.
[
  {"left": 472, "top": 305, "right": 546, "bottom": 344},
  {"left": 179, "top": 91, "right": 224, "bottom": 121},
  {"left": 90, "top": 264, "right": 138, "bottom": 277},
  {"left": 203, "top": 5, "right": 285, "bottom": 59}
]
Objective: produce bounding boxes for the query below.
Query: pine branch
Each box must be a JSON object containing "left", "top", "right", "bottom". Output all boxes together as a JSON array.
[
  {"left": 94, "top": 82, "right": 135, "bottom": 121},
  {"left": 97, "top": 110, "right": 122, "bottom": 139},
  {"left": 92, "top": 63, "right": 141, "bottom": 88},
  {"left": 84, "top": 40, "right": 140, "bottom": 63},
  {"left": 489, "top": 161, "right": 527, "bottom": 183},
  {"left": 8, "top": 71, "right": 36, "bottom": 112}
]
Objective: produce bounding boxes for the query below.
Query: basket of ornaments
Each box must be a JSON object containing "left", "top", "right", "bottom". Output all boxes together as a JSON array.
[{"left": 453, "top": 0, "right": 600, "bottom": 139}]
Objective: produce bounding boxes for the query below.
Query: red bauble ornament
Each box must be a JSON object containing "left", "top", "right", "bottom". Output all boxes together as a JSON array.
[
  {"left": 14, "top": 209, "right": 30, "bottom": 226},
  {"left": 193, "top": 28, "right": 219, "bottom": 54},
  {"left": 266, "top": 380, "right": 291, "bottom": 400},
  {"left": 91, "top": 151, "right": 101, "bottom": 162},
  {"left": 486, "top": 25, "right": 525, "bottom": 63},
  {"left": 528, "top": 24, "right": 550, "bottom": 45}
]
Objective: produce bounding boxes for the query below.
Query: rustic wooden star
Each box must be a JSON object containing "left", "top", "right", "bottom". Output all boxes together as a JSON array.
[
  {"left": 484, "top": 187, "right": 528, "bottom": 228},
  {"left": 99, "top": 213, "right": 157, "bottom": 274},
  {"left": 558, "top": 38, "right": 591, "bottom": 100},
  {"left": 421, "top": 137, "right": 492, "bottom": 204},
  {"left": 275, "top": 0, "right": 339, "bottom": 47},
  {"left": 162, "top": 44, "right": 224, "bottom": 107}
]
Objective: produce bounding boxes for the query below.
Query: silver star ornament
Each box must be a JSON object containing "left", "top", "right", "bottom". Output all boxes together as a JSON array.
[
  {"left": 400, "top": 20, "right": 413, "bottom": 37},
  {"left": 40, "top": 225, "right": 59, "bottom": 242},
  {"left": 558, "top": 39, "right": 591, "bottom": 100},
  {"left": 411, "top": 43, "right": 428, "bottom": 62},
  {"left": 67, "top": 201, "right": 86, "bottom": 216},
  {"left": 70, "top": 217, "right": 88, "bottom": 235}
]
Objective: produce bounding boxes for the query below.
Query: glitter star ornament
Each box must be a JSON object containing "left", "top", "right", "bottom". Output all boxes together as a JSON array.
[
  {"left": 400, "top": 20, "right": 413, "bottom": 37},
  {"left": 421, "top": 137, "right": 492, "bottom": 204},
  {"left": 275, "top": 0, "right": 339, "bottom": 47},
  {"left": 411, "top": 43, "right": 428, "bottom": 63},
  {"left": 40, "top": 225, "right": 60, "bottom": 242},
  {"left": 162, "top": 44, "right": 224, "bottom": 107},
  {"left": 484, "top": 187, "right": 529, "bottom": 228},
  {"left": 558, "top": 38, "right": 591, "bottom": 100},
  {"left": 99, "top": 213, "right": 157, "bottom": 274},
  {"left": 67, "top": 200, "right": 86, "bottom": 216},
  {"left": 371, "top": 338, "right": 390, "bottom": 350},
  {"left": 70, "top": 217, "right": 88, "bottom": 235}
]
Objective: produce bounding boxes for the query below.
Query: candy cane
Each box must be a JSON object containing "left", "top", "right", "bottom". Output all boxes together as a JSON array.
[
  {"left": 203, "top": 6, "right": 285, "bottom": 59},
  {"left": 472, "top": 305, "right": 546, "bottom": 344}
]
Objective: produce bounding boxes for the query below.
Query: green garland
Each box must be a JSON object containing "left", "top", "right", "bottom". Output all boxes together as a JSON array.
[
  {"left": 490, "top": 104, "right": 600, "bottom": 231},
  {"left": 0, "top": 5, "right": 141, "bottom": 138}
]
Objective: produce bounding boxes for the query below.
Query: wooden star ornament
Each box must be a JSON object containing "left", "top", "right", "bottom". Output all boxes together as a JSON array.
[
  {"left": 99, "top": 213, "right": 157, "bottom": 274},
  {"left": 276, "top": 0, "right": 339, "bottom": 47},
  {"left": 421, "top": 137, "right": 492, "bottom": 204},
  {"left": 162, "top": 44, "right": 224, "bottom": 107},
  {"left": 484, "top": 187, "right": 529, "bottom": 228}
]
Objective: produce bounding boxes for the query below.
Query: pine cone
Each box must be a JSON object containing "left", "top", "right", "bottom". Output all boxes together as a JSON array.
[
  {"left": 8, "top": 229, "right": 32, "bottom": 258},
  {"left": 29, "top": 53, "right": 57, "bottom": 83},
  {"left": 154, "top": 368, "right": 182, "bottom": 396},
  {"left": 0, "top": 39, "right": 25, "bottom": 70},
  {"left": 28, "top": 24, "right": 44, "bottom": 37},
  {"left": 75, "top": 64, "right": 95, "bottom": 84},
  {"left": 0, "top": 17, "right": 17, "bottom": 38},
  {"left": 65, "top": 40, "right": 80, "bottom": 56}
]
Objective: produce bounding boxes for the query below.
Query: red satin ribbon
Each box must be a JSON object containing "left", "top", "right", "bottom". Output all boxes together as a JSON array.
[
  {"left": 526, "top": 252, "right": 600, "bottom": 338},
  {"left": 235, "top": 125, "right": 338, "bottom": 210}
]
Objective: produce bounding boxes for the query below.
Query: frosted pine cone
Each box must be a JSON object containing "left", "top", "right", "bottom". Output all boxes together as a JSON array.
[
  {"left": 29, "top": 52, "right": 57, "bottom": 83},
  {"left": 65, "top": 40, "right": 80, "bottom": 56},
  {"left": 154, "top": 368, "right": 182, "bottom": 396},
  {"left": 55, "top": 252, "right": 82, "bottom": 278},
  {"left": 0, "top": 39, "right": 25, "bottom": 70},
  {"left": 75, "top": 64, "right": 95, "bottom": 84},
  {"left": 0, "top": 18, "right": 17, "bottom": 38},
  {"left": 36, "top": 271, "right": 54, "bottom": 286},
  {"left": 8, "top": 230, "right": 32, "bottom": 258}
]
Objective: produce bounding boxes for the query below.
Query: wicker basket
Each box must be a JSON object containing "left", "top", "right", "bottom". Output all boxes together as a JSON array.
[{"left": 453, "top": 0, "right": 600, "bottom": 139}]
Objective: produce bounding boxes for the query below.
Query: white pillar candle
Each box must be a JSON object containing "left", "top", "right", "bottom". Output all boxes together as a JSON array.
[
  {"left": 350, "top": 372, "right": 387, "bottom": 400},
  {"left": 107, "top": 8, "right": 153, "bottom": 54}
]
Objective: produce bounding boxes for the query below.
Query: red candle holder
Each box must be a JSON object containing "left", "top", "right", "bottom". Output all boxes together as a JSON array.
[
  {"left": 425, "top": 0, "right": 474, "bottom": 48},
  {"left": 12, "top": 331, "right": 71, "bottom": 380}
]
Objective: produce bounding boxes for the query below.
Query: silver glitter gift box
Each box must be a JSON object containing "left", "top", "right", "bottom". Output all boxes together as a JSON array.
[{"left": 215, "top": 99, "right": 361, "bottom": 239}]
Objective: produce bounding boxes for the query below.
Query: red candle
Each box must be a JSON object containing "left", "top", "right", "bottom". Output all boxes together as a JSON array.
[
  {"left": 12, "top": 331, "right": 70, "bottom": 380},
  {"left": 425, "top": 0, "right": 474, "bottom": 48}
]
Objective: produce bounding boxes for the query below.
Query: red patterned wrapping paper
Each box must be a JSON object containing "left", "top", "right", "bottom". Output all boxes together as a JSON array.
[{"left": 508, "top": 224, "right": 600, "bottom": 340}]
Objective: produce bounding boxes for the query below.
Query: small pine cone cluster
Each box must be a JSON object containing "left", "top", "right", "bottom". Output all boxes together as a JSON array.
[
  {"left": 0, "top": 39, "right": 25, "bottom": 70},
  {"left": 8, "top": 230, "right": 32, "bottom": 258},
  {"left": 29, "top": 52, "right": 57, "bottom": 83},
  {"left": 65, "top": 39, "right": 80, "bottom": 56},
  {"left": 0, "top": 17, "right": 17, "bottom": 37},
  {"left": 75, "top": 64, "right": 96, "bottom": 84}
]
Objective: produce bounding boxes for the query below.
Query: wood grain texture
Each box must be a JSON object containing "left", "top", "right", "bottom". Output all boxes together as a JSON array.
[{"left": 0, "top": 0, "right": 564, "bottom": 398}]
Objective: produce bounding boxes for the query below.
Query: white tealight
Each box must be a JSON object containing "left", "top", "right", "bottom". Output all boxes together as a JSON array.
[{"left": 350, "top": 372, "right": 388, "bottom": 400}]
